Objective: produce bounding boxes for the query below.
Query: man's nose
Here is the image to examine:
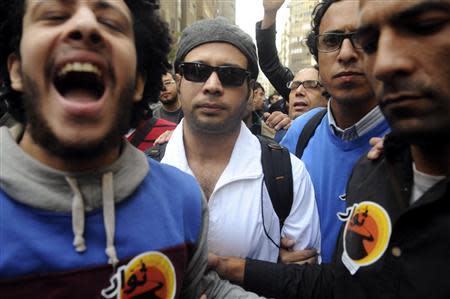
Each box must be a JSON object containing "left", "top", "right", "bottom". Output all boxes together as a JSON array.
[
  {"left": 337, "top": 38, "right": 358, "bottom": 65},
  {"left": 372, "top": 28, "right": 415, "bottom": 83},
  {"left": 295, "top": 84, "right": 306, "bottom": 96},
  {"left": 202, "top": 71, "right": 224, "bottom": 96},
  {"left": 64, "top": 6, "right": 104, "bottom": 48}
]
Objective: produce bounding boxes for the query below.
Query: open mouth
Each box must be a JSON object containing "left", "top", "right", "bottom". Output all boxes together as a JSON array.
[
  {"left": 294, "top": 101, "right": 308, "bottom": 108},
  {"left": 54, "top": 62, "right": 105, "bottom": 101}
]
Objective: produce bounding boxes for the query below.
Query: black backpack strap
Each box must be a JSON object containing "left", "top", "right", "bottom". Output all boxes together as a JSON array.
[
  {"left": 145, "top": 142, "right": 168, "bottom": 162},
  {"left": 129, "top": 117, "right": 158, "bottom": 147},
  {"left": 295, "top": 109, "right": 327, "bottom": 158},
  {"left": 257, "top": 135, "right": 293, "bottom": 231}
]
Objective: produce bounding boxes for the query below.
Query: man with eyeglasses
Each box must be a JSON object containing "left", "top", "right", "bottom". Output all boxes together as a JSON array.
[
  {"left": 279, "top": 0, "right": 390, "bottom": 263},
  {"left": 161, "top": 17, "right": 321, "bottom": 268},
  {"left": 153, "top": 71, "right": 184, "bottom": 124},
  {"left": 286, "top": 67, "right": 328, "bottom": 120},
  {"left": 254, "top": 0, "right": 389, "bottom": 264}
]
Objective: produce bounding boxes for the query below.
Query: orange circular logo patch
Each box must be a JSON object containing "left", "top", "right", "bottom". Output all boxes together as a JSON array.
[
  {"left": 343, "top": 202, "right": 391, "bottom": 269},
  {"left": 101, "top": 251, "right": 176, "bottom": 299}
]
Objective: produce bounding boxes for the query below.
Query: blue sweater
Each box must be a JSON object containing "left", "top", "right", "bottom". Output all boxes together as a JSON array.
[{"left": 282, "top": 108, "right": 390, "bottom": 263}]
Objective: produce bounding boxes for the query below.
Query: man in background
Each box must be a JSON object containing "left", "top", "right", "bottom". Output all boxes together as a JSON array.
[
  {"left": 287, "top": 67, "right": 328, "bottom": 119},
  {"left": 153, "top": 71, "right": 183, "bottom": 124}
]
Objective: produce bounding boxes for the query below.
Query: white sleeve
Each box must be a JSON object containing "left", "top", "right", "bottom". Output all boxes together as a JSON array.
[
  {"left": 182, "top": 193, "right": 265, "bottom": 298},
  {"left": 281, "top": 153, "right": 321, "bottom": 255}
]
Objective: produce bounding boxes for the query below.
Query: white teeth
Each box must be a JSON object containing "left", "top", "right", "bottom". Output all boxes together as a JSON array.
[{"left": 58, "top": 62, "right": 102, "bottom": 77}]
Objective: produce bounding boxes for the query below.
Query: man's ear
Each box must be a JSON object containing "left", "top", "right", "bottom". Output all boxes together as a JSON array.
[
  {"left": 133, "top": 73, "right": 146, "bottom": 103},
  {"left": 175, "top": 73, "right": 182, "bottom": 90},
  {"left": 247, "top": 79, "right": 255, "bottom": 101},
  {"left": 7, "top": 53, "right": 23, "bottom": 92}
]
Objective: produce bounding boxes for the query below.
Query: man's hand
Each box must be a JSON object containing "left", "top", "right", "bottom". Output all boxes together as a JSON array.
[
  {"left": 278, "top": 237, "right": 319, "bottom": 265},
  {"left": 367, "top": 137, "right": 385, "bottom": 160},
  {"left": 208, "top": 253, "right": 246, "bottom": 284},
  {"left": 154, "top": 130, "right": 173, "bottom": 145},
  {"left": 264, "top": 111, "right": 291, "bottom": 131},
  {"left": 261, "top": 0, "right": 286, "bottom": 29},
  {"left": 263, "top": 0, "right": 286, "bottom": 14}
]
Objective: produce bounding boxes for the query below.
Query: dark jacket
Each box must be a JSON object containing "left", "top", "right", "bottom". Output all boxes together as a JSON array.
[
  {"left": 243, "top": 135, "right": 450, "bottom": 299},
  {"left": 255, "top": 21, "right": 293, "bottom": 101}
]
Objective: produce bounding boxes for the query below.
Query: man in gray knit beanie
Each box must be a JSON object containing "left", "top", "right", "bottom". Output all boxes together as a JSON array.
[{"left": 161, "top": 16, "right": 321, "bottom": 290}]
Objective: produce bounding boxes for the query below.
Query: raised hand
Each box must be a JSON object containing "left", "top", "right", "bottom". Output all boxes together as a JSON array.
[
  {"left": 263, "top": 0, "right": 286, "bottom": 14},
  {"left": 261, "top": 0, "right": 286, "bottom": 29}
]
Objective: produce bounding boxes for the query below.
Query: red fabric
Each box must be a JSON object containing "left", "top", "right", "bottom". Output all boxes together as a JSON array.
[
  {"left": 127, "top": 118, "right": 176, "bottom": 151},
  {"left": 0, "top": 244, "right": 191, "bottom": 299}
]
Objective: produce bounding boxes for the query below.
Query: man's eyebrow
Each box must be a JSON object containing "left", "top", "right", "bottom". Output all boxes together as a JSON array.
[
  {"left": 33, "top": 0, "right": 75, "bottom": 10},
  {"left": 390, "top": 1, "right": 450, "bottom": 22},
  {"left": 220, "top": 63, "right": 245, "bottom": 68},
  {"left": 94, "top": 0, "right": 131, "bottom": 21},
  {"left": 32, "top": 0, "right": 130, "bottom": 20},
  {"left": 187, "top": 61, "right": 244, "bottom": 68},
  {"left": 321, "top": 30, "right": 346, "bottom": 34},
  {"left": 356, "top": 24, "right": 377, "bottom": 37}
]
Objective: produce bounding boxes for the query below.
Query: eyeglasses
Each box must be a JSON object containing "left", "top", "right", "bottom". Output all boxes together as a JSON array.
[
  {"left": 179, "top": 62, "right": 251, "bottom": 87},
  {"left": 286, "top": 80, "right": 322, "bottom": 90},
  {"left": 162, "top": 80, "right": 176, "bottom": 87},
  {"left": 316, "top": 32, "right": 362, "bottom": 52}
]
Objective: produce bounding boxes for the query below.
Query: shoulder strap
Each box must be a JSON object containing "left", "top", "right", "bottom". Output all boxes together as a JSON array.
[
  {"left": 145, "top": 142, "right": 168, "bottom": 162},
  {"left": 257, "top": 135, "right": 293, "bottom": 231},
  {"left": 130, "top": 117, "right": 158, "bottom": 147},
  {"left": 295, "top": 109, "right": 327, "bottom": 158}
]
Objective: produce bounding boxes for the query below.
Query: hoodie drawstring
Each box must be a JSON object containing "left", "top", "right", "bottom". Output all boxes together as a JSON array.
[
  {"left": 65, "top": 173, "right": 118, "bottom": 267},
  {"left": 102, "top": 172, "right": 119, "bottom": 266},
  {"left": 66, "top": 177, "right": 86, "bottom": 253}
]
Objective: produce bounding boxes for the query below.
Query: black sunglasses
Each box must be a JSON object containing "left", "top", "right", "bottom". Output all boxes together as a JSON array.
[
  {"left": 286, "top": 80, "right": 322, "bottom": 90},
  {"left": 316, "top": 32, "right": 362, "bottom": 52},
  {"left": 179, "top": 62, "right": 251, "bottom": 87}
]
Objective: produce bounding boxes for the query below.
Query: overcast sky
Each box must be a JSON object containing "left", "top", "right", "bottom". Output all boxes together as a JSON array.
[{"left": 235, "top": 0, "right": 289, "bottom": 46}]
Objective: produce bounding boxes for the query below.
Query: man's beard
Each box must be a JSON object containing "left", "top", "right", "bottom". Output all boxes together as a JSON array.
[
  {"left": 379, "top": 79, "right": 450, "bottom": 146},
  {"left": 185, "top": 94, "right": 248, "bottom": 136},
  {"left": 22, "top": 74, "right": 136, "bottom": 160},
  {"left": 160, "top": 94, "right": 178, "bottom": 106}
]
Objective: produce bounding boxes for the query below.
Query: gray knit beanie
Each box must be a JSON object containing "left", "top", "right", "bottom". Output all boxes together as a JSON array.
[{"left": 174, "top": 17, "right": 259, "bottom": 80}]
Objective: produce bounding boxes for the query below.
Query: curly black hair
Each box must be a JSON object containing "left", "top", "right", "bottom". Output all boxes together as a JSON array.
[
  {"left": 0, "top": 0, "right": 171, "bottom": 127},
  {"left": 305, "top": 0, "right": 339, "bottom": 63}
]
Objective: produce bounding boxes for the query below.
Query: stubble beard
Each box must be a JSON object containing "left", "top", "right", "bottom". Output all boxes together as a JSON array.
[
  {"left": 160, "top": 94, "right": 178, "bottom": 106},
  {"left": 380, "top": 78, "right": 450, "bottom": 146},
  {"left": 22, "top": 73, "right": 136, "bottom": 160},
  {"left": 186, "top": 96, "right": 248, "bottom": 137}
]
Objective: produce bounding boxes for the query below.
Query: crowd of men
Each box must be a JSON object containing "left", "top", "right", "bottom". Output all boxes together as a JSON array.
[{"left": 0, "top": 0, "right": 448, "bottom": 298}]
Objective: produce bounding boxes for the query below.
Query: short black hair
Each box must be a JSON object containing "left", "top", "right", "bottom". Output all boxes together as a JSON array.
[
  {"left": 0, "top": 0, "right": 171, "bottom": 127},
  {"left": 305, "top": 0, "right": 339, "bottom": 62},
  {"left": 163, "top": 69, "right": 176, "bottom": 80},
  {"left": 252, "top": 81, "right": 265, "bottom": 93}
]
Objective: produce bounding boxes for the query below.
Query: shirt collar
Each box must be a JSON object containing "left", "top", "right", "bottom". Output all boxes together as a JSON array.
[{"left": 327, "top": 99, "right": 385, "bottom": 141}]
